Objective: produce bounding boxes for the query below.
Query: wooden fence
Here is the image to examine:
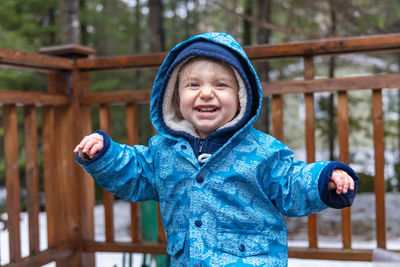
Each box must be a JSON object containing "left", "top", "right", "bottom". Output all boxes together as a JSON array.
[{"left": 1, "top": 34, "right": 400, "bottom": 266}]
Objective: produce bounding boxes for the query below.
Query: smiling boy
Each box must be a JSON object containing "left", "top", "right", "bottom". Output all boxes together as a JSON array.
[{"left": 75, "top": 32, "right": 358, "bottom": 266}]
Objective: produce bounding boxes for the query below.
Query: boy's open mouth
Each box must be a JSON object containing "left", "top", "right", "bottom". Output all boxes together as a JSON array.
[{"left": 196, "top": 106, "right": 218, "bottom": 112}]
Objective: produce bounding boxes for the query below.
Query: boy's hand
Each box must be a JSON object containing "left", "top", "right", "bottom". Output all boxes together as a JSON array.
[
  {"left": 73, "top": 133, "right": 104, "bottom": 159},
  {"left": 328, "top": 169, "right": 355, "bottom": 194}
]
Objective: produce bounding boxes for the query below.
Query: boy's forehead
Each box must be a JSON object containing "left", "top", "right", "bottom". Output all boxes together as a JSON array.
[
  {"left": 180, "top": 57, "right": 234, "bottom": 75},
  {"left": 183, "top": 57, "right": 226, "bottom": 67}
]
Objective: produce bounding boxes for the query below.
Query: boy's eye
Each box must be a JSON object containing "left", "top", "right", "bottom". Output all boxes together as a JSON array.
[
  {"left": 189, "top": 82, "right": 200, "bottom": 87},
  {"left": 216, "top": 82, "right": 227, "bottom": 88}
]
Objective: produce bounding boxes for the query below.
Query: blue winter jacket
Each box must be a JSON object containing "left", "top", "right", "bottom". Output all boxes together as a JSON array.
[{"left": 76, "top": 32, "right": 358, "bottom": 267}]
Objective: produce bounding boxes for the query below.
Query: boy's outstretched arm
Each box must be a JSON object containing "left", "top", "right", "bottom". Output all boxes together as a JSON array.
[
  {"left": 74, "top": 130, "right": 158, "bottom": 202},
  {"left": 328, "top": 169, "right": 355, "bottom": 195}
]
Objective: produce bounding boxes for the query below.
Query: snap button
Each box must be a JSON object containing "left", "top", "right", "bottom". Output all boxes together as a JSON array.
[
  {"left": 196, "top": 176, "right": 204, "bottom": 184},
  {"left": 194, "top": 263, "right": 201, "bottom": 267},
  {"left": 181, "top": 145, "right": 187, "bottom": 150},
  {"left": 238, "top": 244, "right": 245, "bottom": 252},
  {"left": 195, "top": 220, "right": 202, "bottom": 227}
]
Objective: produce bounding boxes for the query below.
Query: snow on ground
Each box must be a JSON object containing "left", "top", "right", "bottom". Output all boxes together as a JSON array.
[
  {"left": 286, "top": 193, "right": 400, "bottom": 247},
  {"left": 1, "top": 192, "right": 400, "bottom": 266},
  {"left": 0, "top": 200, "right": 151, "bottom": 267}
]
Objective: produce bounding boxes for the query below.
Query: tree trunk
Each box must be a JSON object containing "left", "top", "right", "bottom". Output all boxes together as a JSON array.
[
  {"left": 59, "top": 0, "right": 81, "bottom": 44},
  {"left": 146, "top": 2, "right": 168, "bottom": 266},
  {"left": 328, "top": 0, "right": 337, "bottom": 161},
  {"left": 134, "top": 0, "right": 142, "bottom": 87},
  {"left": 80, "top": 0, "right": 88, "bottom": 45},
  {"left": 255, "top": 0, "right": 272, "bottom": 133},
  {"left": 184, "top": 0, "right": 191, "bottom": 39},
  {"left": 148, "top": 0, "right": 165, "bottom": 52},
  {"left": 396, "top": 53, "right": 400, "bottom": 191},
  {"left": 47, "top": 6, "right": 57, "bottom": 45},
  {"left": 243, "top": 0, "right": 252, "bottom": 45}
]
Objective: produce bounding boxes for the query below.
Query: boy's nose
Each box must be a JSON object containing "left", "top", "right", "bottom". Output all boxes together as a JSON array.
[{"left": 199, "top": 85, "right": 214, "bottom": 99}]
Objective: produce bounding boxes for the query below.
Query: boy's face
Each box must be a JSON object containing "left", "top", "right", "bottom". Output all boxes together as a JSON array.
[{"left": 178, "top": 58, "right": 239, "bottom": 138}]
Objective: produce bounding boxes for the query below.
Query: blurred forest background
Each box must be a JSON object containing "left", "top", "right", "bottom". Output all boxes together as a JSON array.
[{"left": 1, "top": 0, "right": 400, "bottom": 265}]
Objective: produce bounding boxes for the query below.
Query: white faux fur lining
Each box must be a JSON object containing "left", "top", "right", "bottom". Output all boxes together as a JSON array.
[{"left": 162, "top": 59, "right": 248, "bottom": 138}]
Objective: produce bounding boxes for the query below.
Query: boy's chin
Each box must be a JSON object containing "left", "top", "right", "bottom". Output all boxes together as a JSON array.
[{"left": 195, "top": 128, "right": 215, "bottom": 138}]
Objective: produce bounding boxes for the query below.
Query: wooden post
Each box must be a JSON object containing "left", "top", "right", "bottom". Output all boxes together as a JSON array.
[
  {"left": 126, "top": 103, "right": 142, "bottom": 242},
  {"left": 304, "top": 56, "right": 318, "bottom": 249},
  {"left": 71, "top": 68, "right": 96, "bottom": 266},
  {"left": 337, "top": 92, "right": 352, "bottom": 249},
  {"left": 42, "top": 105, "right": 58, "bottom": 252},
  {"left": 3, "top": 104, "right": 22, "bottom": 263},
  {"left": 372, "top": 89, "right": 386, "bottom": 249},
  {"left": 272, "top": 95, "right": 284, "bottom": 141},
  {"left": 151, "top": 128, "right": 167, "bottom": 244},
  {"left": 40, "top": 44, "right": 96, "bottom": 267},
  {"left": 99, "top": 104, "right": 115, "bottom": 243},
  {"left": 24, "top": 105, "right": 40, "bottom": 255}
]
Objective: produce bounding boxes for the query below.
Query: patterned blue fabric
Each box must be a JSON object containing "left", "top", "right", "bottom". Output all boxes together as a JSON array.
[{"left": 76, "top": 32, "right": 358, "bottom": 267}]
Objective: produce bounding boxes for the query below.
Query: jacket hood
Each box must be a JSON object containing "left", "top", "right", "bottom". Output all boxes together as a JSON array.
[{"left": 150, "top": 32, "right": 263, "bottom": 140}]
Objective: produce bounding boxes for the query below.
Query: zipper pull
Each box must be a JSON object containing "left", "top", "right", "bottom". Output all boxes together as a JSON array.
[{"left": 198, "top": 139, "right": 204, "bottom": 154}]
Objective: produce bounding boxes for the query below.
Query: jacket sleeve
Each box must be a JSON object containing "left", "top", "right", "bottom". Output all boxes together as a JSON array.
[
  {"left": 264, "top": 140, "right": 358, "bottom": 217},
  {"left": 75, "top": 130, "right": 158, "bottom": 202},
  {"left": 318, "top": 161, "right": 358, "bottom": 209}
]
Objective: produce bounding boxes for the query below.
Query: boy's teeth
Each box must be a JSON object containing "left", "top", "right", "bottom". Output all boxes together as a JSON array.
[{"left": 198, "top": 107, "right": 216, "bottom": 112}]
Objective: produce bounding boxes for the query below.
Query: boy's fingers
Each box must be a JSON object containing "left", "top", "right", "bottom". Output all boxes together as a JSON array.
[
  {"left": 330, "top": 169, "right": 355, "bottom": 194},
  {"left": 333, "top": 174, "right": 344, "bottom": 194},
  {"left": 74, "top": 136, "right": 91, "bottom": 153},
  {"left": 82, "top": 139, "right": 98, "bottom": 154},
  {"left": 89, "top": 143, "right": 103, "bottom": 158},
  {"left": 341, "top": 174, "right": 349, "bottom": 193},
  {"left": 74, "top": 135, "right": 104, "bottom": 159},
  {"left": 349, "top": 178, "right": 355, "bottom": 190},
  {"left": 342, "top": 179, "right": 349, "bottom": 194},
  {"left": 74, "top": 143, "right": 86, "bottom": 153},
  {"left": 93, "top": 142, "right": 104, "bottom": 152}
]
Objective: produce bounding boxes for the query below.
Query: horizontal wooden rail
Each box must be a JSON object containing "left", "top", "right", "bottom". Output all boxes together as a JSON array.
[
  {"left": 75, "top": 52, "right": 166, "bottom": 71},
  {"left": 245, "top": 33, "right": 400, "bottom": 60},
  {"left": 288, "top": 247, "right": 373, "bottom": 261},
  {"left": 0, "top": 48, "right": 73, "bottom": 70},
  {"left": 3, "top": 34, "right": 400, "bottom": 72},
  {"left": 2, "top": 247, "right": 74, "bottom": 267},
  {"left": 78, "top": 73, "right": 400, "bottom": 106},
  {"left": 262, "top": 73, "right": 400, "bottom": 95},
  {"left": 74, "top": 33, "right": 400, "bottom": 71},
  {"left": 83, "top": 241, "right": 167, "bottom": 254},
  {"left": 80, "top": 90, "right": 151, "bottom": 105},
  {"left": 0, "top": 90, "right": 69, "bottom": 106}
]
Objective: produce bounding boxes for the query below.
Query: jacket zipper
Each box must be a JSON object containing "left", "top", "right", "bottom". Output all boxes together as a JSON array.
[{"left": 198, "top": 139, "right": 204, "bottom": 154}]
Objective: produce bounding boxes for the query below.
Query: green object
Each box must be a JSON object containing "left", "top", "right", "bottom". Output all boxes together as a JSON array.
[{"left": 141, "top": 200, "right": 170, "bottom": 266}]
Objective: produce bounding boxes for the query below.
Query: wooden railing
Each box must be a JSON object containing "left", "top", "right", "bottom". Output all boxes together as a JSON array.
[{"left": 1, "top": 34, "right": 400, "bottom": 266}]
